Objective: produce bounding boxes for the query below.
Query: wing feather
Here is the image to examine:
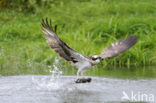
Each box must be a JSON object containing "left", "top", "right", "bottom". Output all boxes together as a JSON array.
[
  {"left": 99, "top": 35, "right": 138, "bottom": 58},
  {"left": 41, "top": 18, "right": 88, "bottom": 63}
]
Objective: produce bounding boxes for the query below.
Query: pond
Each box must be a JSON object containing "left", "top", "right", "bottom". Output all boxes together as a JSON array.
[{"left": 0, "top": 66, "right": 156, "bottom": 103}]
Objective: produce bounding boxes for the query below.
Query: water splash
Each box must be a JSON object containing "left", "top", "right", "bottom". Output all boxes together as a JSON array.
[
  {"left": 49, "top": 58, "right": 63, "bottom": 78},
  {"left": 31, "top": 58, "right": 64, "bottom": 90}
]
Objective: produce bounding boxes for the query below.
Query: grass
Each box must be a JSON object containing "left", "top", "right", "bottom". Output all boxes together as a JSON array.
[{"left": 0, "top": 0, "right": 156, "bottom": 75}]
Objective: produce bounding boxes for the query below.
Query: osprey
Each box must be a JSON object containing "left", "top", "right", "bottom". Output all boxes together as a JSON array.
[{"left": 41, "top": 18, "right": 138, "bottom": 83}]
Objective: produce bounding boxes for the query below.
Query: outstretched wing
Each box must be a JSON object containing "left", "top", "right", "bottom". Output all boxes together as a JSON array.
[
  {"left": 41, "top": 18, "right": 88, "bottom": 63},
  {"left": 99, "top": 35, "right": 138, "bottom": 59}
]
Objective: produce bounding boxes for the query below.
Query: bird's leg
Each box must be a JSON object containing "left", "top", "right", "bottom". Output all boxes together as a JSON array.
[
  {"left": 76, "top": 71, "right": 80, "bottom": 79},
  {"left": 80, "top": 72, "right": 84, "bottom": 76},
  {"left": 76, "top": 69, "right": 85, "bottom": 79},
  {"left": 75, "top": 69, "right": 92, "bottom": 83}
]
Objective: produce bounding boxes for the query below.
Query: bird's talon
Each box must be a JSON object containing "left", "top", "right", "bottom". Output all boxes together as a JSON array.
[{"left": 75, "top": 78, "right": 92, "bottom": 83}]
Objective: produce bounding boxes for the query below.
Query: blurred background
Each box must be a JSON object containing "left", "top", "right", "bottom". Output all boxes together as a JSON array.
[{"left": 0, "top": 0, "right": 156, "bottom": 78}]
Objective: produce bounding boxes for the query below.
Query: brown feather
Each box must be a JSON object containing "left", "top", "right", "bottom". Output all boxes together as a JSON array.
[
  {"left": 99, "top": 35, "right": 138, "bottom": 58},
  {"left": 41, "top": 18, "right": 87, "bottom": 63}
]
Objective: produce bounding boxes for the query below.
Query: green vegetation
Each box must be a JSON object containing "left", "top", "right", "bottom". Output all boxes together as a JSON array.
[{"left": 0, "top": 0, "right": 156, "bottom": 76}]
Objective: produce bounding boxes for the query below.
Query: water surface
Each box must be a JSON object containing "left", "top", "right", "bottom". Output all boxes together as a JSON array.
[{"left": 0, "top": 75, "right": 156, "bottom": 103}]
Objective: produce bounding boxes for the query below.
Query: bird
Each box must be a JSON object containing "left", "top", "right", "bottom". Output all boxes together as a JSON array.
[{"left": 41, "top": 18, "right": 138, "bottom": 83}]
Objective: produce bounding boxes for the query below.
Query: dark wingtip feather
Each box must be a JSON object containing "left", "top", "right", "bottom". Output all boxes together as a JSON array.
[
  {"left": 50, "top": 19, "right": 52, "bottom": 28},
  {"left": 54, "top": 25, "right": 57, "bottom": 33},
  {"left": 41, "top": 18, "right": 45, "bottom": 27},
  {"left": 41, "top": 18, "right": 56, "bottom": 32},
  {"left": 125, "top": 35, "right": 138, "bottom": 49},
  {"left": 46, "top": 18, "right": 50, "bottom": 28}
]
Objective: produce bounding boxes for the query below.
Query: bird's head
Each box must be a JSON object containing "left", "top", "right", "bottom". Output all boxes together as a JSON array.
[{"left": 91, "top": 55, "right": 103, "bottom": 64}]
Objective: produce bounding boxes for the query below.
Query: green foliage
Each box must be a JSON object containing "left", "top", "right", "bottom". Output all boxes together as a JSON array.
[
  {"left": 0, "top": 0, "right": 156, "bottom": 75},
  {"left": 1, "top": 0, "right": 56, "bottom": 12}
]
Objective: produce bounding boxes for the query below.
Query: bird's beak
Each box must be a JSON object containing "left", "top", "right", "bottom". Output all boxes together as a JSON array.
[{"left": 99, "top": 57, "right": 103, "bottom": 61}]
